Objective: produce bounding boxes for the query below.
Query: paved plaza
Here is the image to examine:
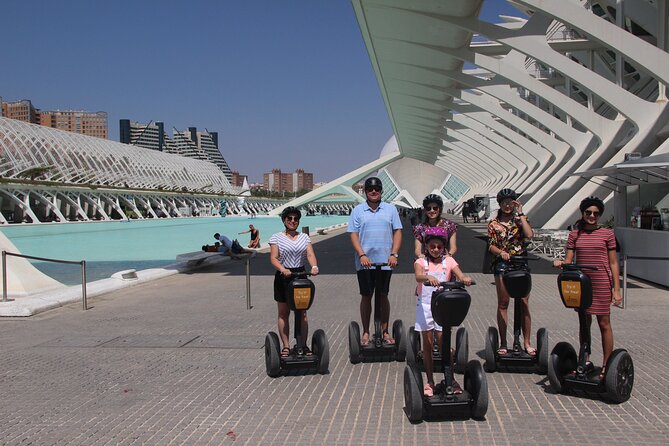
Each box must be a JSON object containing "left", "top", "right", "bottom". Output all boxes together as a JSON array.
[{"left": 1, "top": 223, "right": 668, "bottom": 445}]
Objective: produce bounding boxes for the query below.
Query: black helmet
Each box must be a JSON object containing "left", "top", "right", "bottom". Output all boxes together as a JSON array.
[
  {"left": 364, "top": 177, "right": 382, "bottom": 190},
  {"left": 422, "top": 194, "right": 443, "bottom": 210},
  {"left": 496, "top": 188, "right": 518, "bottom": 204},
  {"left": 280, "top": 206, "right": 302, "bottom": 221},
  {"left": 579, "top": 196, "right": 604, "bottom": 213}
]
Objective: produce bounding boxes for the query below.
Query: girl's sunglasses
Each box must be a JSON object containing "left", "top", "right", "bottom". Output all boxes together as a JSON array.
[
  {"left": 425, "top": 205, "right": 440, "bottom": 211},
  {"left": 366, "top": 186, "right": 382, "bottom": 192},
  {"left": 285, "top": 216, "right": 300, "bottom": 222},
  {"left": 584, "top": 210, "right": 600, "bottom": 217}
]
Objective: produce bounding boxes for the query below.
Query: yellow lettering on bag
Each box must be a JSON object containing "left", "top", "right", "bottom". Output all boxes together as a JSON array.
[
  {"left": 560, "top": 280, "right": 582, "bottom": 308},
  {"left": 293, "top": 287, "right": 312, "bottom": 310}
]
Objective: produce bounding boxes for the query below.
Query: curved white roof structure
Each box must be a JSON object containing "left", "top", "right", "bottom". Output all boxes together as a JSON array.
[
  {"left": 0, "top": 117, "right": 238, "bottom": 194},
  {"left": 277, "top": 0, "right": 669, "bottom": 228}
]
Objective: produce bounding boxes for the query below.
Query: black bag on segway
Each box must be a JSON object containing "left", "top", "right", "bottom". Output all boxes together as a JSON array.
[
  {"left": 502, "top": 269, "right": 532, "bottom": 299},
  {"left": 286, "top": 277, "right": 315, "bottom": 311},
  {"left": 557, "top": 269, "right": 592, "bottom": 310},
  {"left": 431, "top": 287, "right": 471, "bottom": 328}
]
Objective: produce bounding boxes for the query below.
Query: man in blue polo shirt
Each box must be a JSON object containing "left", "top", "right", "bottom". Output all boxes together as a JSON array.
[{"left": 348, "top": 177, "right": 402, "bottom": 346}]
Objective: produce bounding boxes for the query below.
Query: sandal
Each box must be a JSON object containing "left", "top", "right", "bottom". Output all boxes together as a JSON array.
[
  {"left": 302, "top": 346, "right": 314, "bottom": 356},
  {"left": 361, "top": 333, "right": 370, "bottom": 346},
  {"left": 599, "top": 367, "right": 606, "bottom": 381},
  {"left": 280, "top": 347, "right": 290, "bottom": 358},
  {"left": 423, "top": 383, "right": 434, "bottom": 397},
  {"left": 525, "top": 346, "right": 537, "bottom": 357},
  {"left": 382, "top": 332, "right": 396, "bottom": 345},
  {"left": 451, "top": 380, "right": 463, "bottom": 395},
  {"left": 497, "top": 347, "right": 508, "bottom": 356}
]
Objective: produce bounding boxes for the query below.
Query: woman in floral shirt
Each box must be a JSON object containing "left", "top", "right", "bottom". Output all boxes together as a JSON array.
[
  {"left": 487, "top": 188, "right": 535, "bottom": 356},
  {"left": 413, "top": 194, "right": 458, "bottom": 259}
]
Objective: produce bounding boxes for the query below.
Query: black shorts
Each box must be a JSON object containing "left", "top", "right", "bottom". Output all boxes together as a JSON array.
[
  {"left": 273, "top": 267, "right": 305, "bottom": 303},
  {"left": 356, "top": 268, "right": 393, "bottom": 297}
]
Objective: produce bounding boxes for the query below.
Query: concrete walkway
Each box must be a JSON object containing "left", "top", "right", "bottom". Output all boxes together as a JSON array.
[{"left": 0, "top": 221, "right": 667, "bottom": 445}]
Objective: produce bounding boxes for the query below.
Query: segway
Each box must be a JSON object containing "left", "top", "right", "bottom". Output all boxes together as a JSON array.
[
  {"left": 348, "top": 263, "right": 406, "bottom": 363},
  {"left": 265, "top": 272, "right": 330, "bottom": 377},
  {"left": 484, "top": 256, "right": 548, "bottom": 374},
  {"left": 548, "top": 264, "right": 634, "bottom": 403},
  {"left": 404, "top": 281, "right": 488, "bottom": 422},
  {"left": 406, "top": 327, "right": 468, "bottom": 374}
]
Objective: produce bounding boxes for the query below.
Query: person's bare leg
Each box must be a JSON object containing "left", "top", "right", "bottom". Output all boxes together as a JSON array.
[
  {"left": 495, "top": 276, "right": 510, "bottom": 350},
  {"left": 521, "top": 296, "right": 534, "bottom": 353},
  {"left": 360, "top": 295, "right": 372, "bottom": 344},
  {"left": 598, "top": 315, "right": 614, "bottom": 369},
  {"left": 278, "top": 303, "right": 290, "bottom": 350},
  {"left": 379, "top": 293, "right": 392, "bottom": 341}
]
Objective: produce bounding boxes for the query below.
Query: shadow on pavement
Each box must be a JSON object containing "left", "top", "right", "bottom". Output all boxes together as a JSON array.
[{"left": 206, "top": 223, "right": 557, "bottom": 277}]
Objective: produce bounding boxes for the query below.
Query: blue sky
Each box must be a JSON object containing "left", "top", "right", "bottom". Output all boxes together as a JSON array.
[{"left": 1, "top": 1, "right": 523, "bottom": 183}]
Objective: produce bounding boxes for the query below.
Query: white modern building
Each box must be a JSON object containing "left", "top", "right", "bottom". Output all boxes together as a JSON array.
[
  {"left": 0, "top": 117, "right": 242, "bottom": 224},
  {"left": 277, "top": 0, "right": 669, "bottom": 230}
]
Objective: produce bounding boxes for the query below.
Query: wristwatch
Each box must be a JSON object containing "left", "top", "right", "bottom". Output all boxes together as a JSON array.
[{"left": 391, "top": 253, "right": 399, "bottom": 258}]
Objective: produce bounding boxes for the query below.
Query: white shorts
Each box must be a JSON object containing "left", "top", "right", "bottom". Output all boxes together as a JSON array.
[{"left": 414, "top": 298, "right": 442, "bottom": 332}]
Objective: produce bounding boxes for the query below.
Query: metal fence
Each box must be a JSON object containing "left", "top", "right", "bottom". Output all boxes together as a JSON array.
[{"left": 2, "top": 251, "right": 88, "bottom": 310}]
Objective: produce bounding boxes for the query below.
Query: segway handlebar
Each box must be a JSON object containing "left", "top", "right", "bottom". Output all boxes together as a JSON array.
[
  {"left": 507, "top": 255, "right": 538, "bottom": 262},
  {"left": 289, "top": 271, "right": 314, "bottom": 278},
  {"left": 561, "top": 263, "right": 598, "bottom": 271},
  {"left": 423, "top": 280, "right": 476, "bottom": 287},
  {"left": 367, "top": 262, "right": 389, "bottom": 268}
]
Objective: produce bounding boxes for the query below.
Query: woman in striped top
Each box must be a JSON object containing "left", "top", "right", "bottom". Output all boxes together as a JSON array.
[
  {"left": 269, "top": 206, "right": 319, "bottom": 358},
  {"left": 554, "top": 196, "right": 622, "bottom": 379}
]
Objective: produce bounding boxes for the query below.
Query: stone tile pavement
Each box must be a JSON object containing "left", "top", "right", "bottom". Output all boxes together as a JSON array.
[{"left": 0, "top": 224, "right": 668, "bottom": 445}]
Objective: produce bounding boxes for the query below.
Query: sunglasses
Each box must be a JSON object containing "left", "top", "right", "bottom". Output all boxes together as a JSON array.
[
  {"left": 426, "top": 205, "right": 440, "bottom": 211},
  {"left": 584, "top": 210, "right": 600, "bottom": 217},
  {"left": 285, "top": 216, "right": 300, "bottom": 222},
  {"left": 366, "top": 186, "right": 382, "bottom": 193},
  {"left": 427, "top": 243, "right": 444, "bottom": 250}
]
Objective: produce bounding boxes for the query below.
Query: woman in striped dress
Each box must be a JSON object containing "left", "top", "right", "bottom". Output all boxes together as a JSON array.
[
  {"left": 269, "top": 206, "right": 319, "bottom": 358},
  {"left": 554, "top": 196, "right": 622, "bottom": 379}
]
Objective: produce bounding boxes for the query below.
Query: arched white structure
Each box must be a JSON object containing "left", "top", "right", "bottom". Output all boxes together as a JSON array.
[
  {"left": 0, "top": 117, "right": 245, "bottom": 223},
  {"left": 280, "top": 0, "right": 669, "bottom": 228},
  {"left": 0, "top": 117, "right": 238, "bottom": 194}
]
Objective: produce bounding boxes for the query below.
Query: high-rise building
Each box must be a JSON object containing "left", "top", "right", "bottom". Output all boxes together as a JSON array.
[
  {"left": 1, "top": 99, "right": 40, "bottom": 124},
  {"left": 119, "top": 120, "right": 172, "bottom": 152},
  {"left": 1, "top": 98, "right": 108, "bottom": 138},
  {"left": 39, "top": 110, "right": 108, "bottom": 139},
  {"left": 263, "top": 168, "right": 314, "bottom": 193},
  {"left": 171, "top": 127, "right": 233, "bottom": 182},
  {"left": 292, "top": 168, "right": 314, "bottom": 192},
  {"left": 231, "top": 171, "right": 247, "bottom": 188}
]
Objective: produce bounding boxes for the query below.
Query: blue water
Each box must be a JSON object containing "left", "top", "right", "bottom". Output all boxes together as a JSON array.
[{"left": 0, "top": 215, "right": 349, "bottom": 285}]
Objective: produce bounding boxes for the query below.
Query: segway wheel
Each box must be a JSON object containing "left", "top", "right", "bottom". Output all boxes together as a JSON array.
[
  {"left": 403, "top": 365, "right": 423, "bottom": 423},
  {"left": 348, "top": 321, "right": 361, "bottom": 364},
  {"left": 536, "top": 327, "right": 548, "bottom": 374},
  {"left": 455, "top": 327, "right": 469, "bottom": 374},
  {"left": 406, "top": 326, "right": 417, "bottom": 365},
  {"left": 484, "top": 327, "right": 498, "bottom": 372},
  {"left": 464, "top": 360, "right": 488, "bottom": 419},
  {"left": 605, "top": 349, "right": 634, "bottom": 403},
  {"left": 393, "top": 319, "right": 406, "bottom": 362},
  {"left": 547, "top": 342, "right": 577, "bottom": 394},
  {"left": 312, "top": 329, "right": 330, "bottom": 374},
  {"left": 265, "top": 332, "right": 281, "bottom": 378}
]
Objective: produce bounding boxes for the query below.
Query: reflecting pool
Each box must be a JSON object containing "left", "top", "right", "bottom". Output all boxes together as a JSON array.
[{"left": 0, "top": 215, "right": 349, "bottom": 284}]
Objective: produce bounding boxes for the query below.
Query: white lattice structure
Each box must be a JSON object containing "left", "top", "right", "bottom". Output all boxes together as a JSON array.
[
  {"left": 0, "top": 117, "right": 238, "bottom": 194},
  {"left": 277, "top": 0, "right": 669, "bottom": 228},
  {"left": 0, "top": 117, "right": 245, "bottom": 223}
]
